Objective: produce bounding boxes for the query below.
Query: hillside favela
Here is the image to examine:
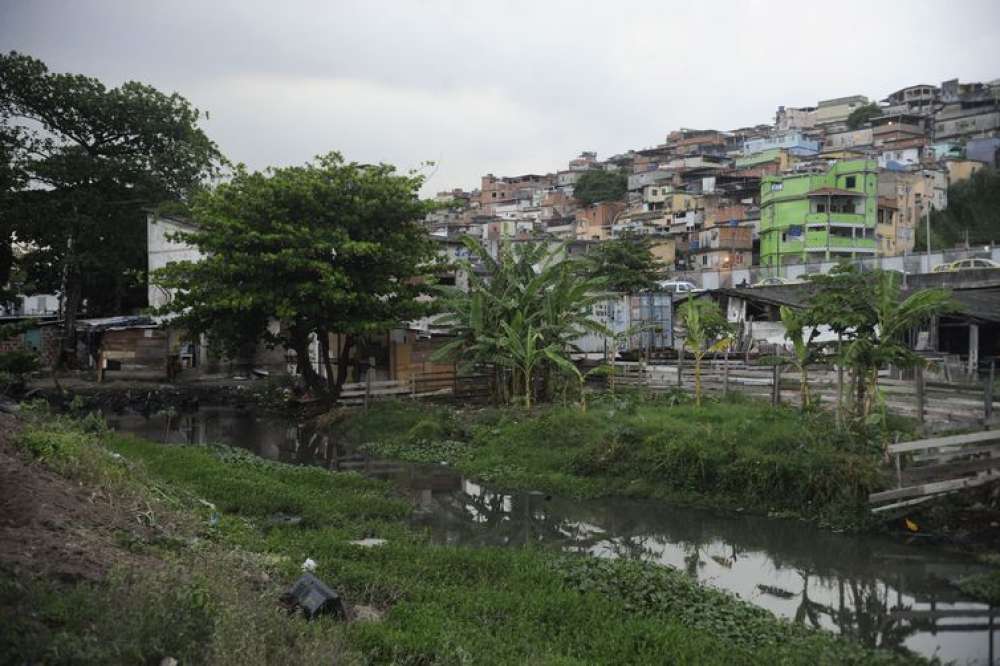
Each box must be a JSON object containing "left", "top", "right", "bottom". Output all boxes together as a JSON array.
[{"left": 2, "top": 2, "right": 1000, "bottom": 665}]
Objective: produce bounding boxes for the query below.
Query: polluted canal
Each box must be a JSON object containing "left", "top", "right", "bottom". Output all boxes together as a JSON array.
[{"left": 108, "top": 406, "right": 997, "bottom": 665}]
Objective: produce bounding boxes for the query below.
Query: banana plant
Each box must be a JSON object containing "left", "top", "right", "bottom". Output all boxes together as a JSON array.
[{"left": 677, "top": 295, "right": 732, "bottom": 406}]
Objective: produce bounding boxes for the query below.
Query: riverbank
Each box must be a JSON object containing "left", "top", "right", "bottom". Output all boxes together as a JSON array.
[
  {"left": 347, "top": 392, "right": 905, "bottom": 531},
  {"left": 1, "top": 408, "right": 922, "bottom": 664}
]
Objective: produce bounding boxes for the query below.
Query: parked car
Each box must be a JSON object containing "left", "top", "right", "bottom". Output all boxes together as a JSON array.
[
  {"left": 752, "top": 276, "right": 804, "bottom": 287},
  {"left": 753, "top": 276, "right": 791, "bottom": 287},
  {"left": 932, "top": 258, "right": 1000, "bottom": 272},
  {"left": 657, "top": 280, "right": 701, "bottom": 294}
]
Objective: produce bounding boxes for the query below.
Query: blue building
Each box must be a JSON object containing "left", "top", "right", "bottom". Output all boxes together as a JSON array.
[{"left": 743, "top": 131, "right": 820, "bottom": 157}]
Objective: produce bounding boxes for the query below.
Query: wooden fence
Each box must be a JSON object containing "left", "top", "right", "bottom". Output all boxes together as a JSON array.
[
  {"left": 336, "top": 369, "right": 491, "bottom": 407},
  {"left": 613, "top": 358, "right": 999, "bottom": 430},
  {"left": 869, "top": 429, "right": 1000, "bottom": 513}
]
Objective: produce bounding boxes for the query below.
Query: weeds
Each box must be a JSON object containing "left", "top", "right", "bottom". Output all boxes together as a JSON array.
[{"left": 4, "top": 410, "right": 922, "bottom": 664}]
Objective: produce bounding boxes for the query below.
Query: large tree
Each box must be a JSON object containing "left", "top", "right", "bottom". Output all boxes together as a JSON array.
[
  {"left": 572, "top": 169, "right": 627, "bottom": 206},
  {"left": 0, "top": 51, "right": 222, "bottom": 366},
  {"left": 154, "top": 153, "right": 439, "bottom": 398},
  {"left": 920, "top": 167, "right": 1000, "bottom": 251},
  {"left": 845, "top": 103, "right": 882, "bottom": 130},
  {"left": 579, "top": 233, "right": 661, "bottom": 293}
]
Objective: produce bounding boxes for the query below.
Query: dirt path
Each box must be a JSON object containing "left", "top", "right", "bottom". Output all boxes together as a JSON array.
[{"left": 0, "top": 416, "right": 157, "bottom": 582}]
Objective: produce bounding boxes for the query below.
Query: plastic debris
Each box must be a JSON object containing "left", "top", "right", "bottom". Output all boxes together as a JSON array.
[
  {"left": 348, "top": 538, "right": 387, "bottom": 548},
  {"left": 281, "top": 573, "right": 344, "bottom": 620},
  {"left": 301, "top": 558, "right": 317, "bottom": 572}
]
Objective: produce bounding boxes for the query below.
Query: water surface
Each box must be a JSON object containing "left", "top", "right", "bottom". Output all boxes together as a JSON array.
[{"left": 108, "top": 407, "right": 998, "bottom": 664}]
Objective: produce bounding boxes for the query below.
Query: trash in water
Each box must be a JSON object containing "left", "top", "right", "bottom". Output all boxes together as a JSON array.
[
  {"left": 301, "top": 558, "right": 317, "bottom": 572},
  {"left": 756, "top": 584, "right": 796, "bottom": 599},
  {"left": 281, "top": 573, "right": 344, "bottom": 620}
]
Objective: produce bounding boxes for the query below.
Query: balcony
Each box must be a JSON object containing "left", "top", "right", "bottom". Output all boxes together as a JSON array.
[{"left": 804, "top": 212, "right": 868, "bottom": 226}]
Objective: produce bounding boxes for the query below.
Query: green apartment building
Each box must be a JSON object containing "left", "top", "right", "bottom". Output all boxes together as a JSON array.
[{"left": 759, "top": 159, "right": 878, "bottom": 270}]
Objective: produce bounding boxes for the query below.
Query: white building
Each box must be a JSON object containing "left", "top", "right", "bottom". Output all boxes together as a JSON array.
[{"left": 146, "top": 213, "right": 204, "bottom": 310}]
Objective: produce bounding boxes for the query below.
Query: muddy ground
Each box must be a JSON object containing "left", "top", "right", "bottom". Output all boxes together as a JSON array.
[{"left": 0, "top": 415, "right": 163, "bottom": 582}]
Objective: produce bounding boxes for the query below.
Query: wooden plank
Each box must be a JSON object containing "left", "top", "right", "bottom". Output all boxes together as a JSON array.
[
  {"left": 903, "top": 456, "right": 1000, "bottom": 482},
  {"left": 869, "top": 473, "right": 999, "bottom": 504},
  {"left": 888, "top": 430, "right": 1000, "bottom": 455},
  {"left": 913, "top": 443, "right": 1000, "bottom": 463},
  {"left": 870, "top": 494, "right": 940, "bottom": 514}
]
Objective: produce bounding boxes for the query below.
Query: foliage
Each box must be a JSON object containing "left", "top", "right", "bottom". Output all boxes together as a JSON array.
[
  {"left": 342, "top": 397, "right": 891, "bottom": 528},
  {"left": 956, "top": 570, "right": 1000, "bottom": 605},
  {"left": 154, "top": 153, "right": 438, "bottom": 398},
  {"left": 7, "top": 414, "right": 918, "bottom": 665},
  {"left": 578, "top": 233, "right": 662, "bottom": 293},
  {"left": 551, "top": 557, "right": 909, "bottom": 663},
  {"left": 774, "top": 305, "right": 822, "bottom": 410},
  {"left": 677, "top": 295, "right": 732, "bottom": 406},
  {"left": 0, "top": 51, "right": 223, "bottom": 365},
  {"left": 921, "top": 167, "right": 1000, "bottom": 251},
  {"left": 846, "top": 103, "right": 882, "bottom": 130},
  {"left": 433, "top": 238, "right": 609, "bottom": 406},
  {"left": 805, "top": 267, "right": 957, "bottom": 427},
  {"left": 572, "top": 169, "right": 627, "bottom": 206}
]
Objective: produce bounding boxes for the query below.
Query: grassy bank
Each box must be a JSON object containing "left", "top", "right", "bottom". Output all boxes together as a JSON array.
[
  {"left": 1, "top": 407, "right": 920, "bottom": 664},
  {"left": 350, "top": 393, "right": 897, "bottom": 528}
]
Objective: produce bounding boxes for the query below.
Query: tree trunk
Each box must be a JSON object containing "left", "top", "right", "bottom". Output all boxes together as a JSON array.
[
  {"left": 318, "top": 330, "right": 335, "bottom": 391},
  {"left": 57, "top": 274, "right": 82, "bottom": 370},
  {"left": 694, "top": 352, "right": 703, "bottom": 406},
  {"left": 523, "top": 367, "right": 532, "bottom": 409},
  {"left": 800, "top": 364, "right": 810, "bottom": 410},
  {"left": 332, "top": 333, "right": 354, "bottom": 400},
  {"left": 290, "top": 325, "right": 325, "bottom": 395}
]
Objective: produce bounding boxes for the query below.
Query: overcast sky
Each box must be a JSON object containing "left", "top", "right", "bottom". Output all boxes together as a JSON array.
[{"left": 3, "top": 1, "right": 999, "bottom": 195}]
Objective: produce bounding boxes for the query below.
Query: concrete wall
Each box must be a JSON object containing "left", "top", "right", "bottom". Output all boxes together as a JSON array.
[{"left": 147, "top": 214, "right": 204, "bottom": 310}]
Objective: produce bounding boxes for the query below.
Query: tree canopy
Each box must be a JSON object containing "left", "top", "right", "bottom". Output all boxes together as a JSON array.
[
  {"left": 0, "top": 51, "right": 222, "bottom": 365},
  {"left": 572, "top": 169, "right": 627, "bottom": 206},
  {"left": 154, "top": 152, "right": 439, "bottom": 398},
  {"left": 845, "top": 103, "right": 882, "bottom": 130},
  {"left": 433, "top": 239, "right": 608, "bottom": 407},
  {"left": 920, "top": 167, "right": 1000, "bottom": 251},
  {"left": 804, "top": 266, "right": 956, "bottom": 424},
  {"left": 578, "top": 233, "right": 661, "bottom": 293}
]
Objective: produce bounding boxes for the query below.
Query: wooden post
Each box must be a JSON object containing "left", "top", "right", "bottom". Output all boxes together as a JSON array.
[
  {"left": 771, "top": 364, "right": 780, "bottom": 406},
  {"left": 677, "top": 350, "right": 684, "bottom": 388},
  {"left": 836, "top": 334, "right": 844, "bottom": 427},
  {"left": 723, "top": 349, "right": 730, "bottom": 396},
  {"left": 985, "top": 360, "right": 995, "bottom": 429},
  {"left": 915, "top": 364, "right": 925, "bottom": 426},
  {"left": 967, "top": 323, "right": 979, "bottom": 379},
  {"left": 364, "top": 356, "right": 374, "bottom": 410}
]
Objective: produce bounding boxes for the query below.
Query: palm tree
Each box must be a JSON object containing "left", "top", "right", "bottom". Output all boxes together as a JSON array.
[{"left": 677, "top": 295, "right": 732, "bottom": 406}]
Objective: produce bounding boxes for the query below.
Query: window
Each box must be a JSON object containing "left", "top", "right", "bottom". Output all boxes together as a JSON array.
[
  {"left": 845, "top": 176, "right": 857, "bottom": 188},
  {"left": 817, "top": 203, "right": 826, "bottom": 213},
  {"left": 770, "top": 183, "right": 783, "bottom": 192}
]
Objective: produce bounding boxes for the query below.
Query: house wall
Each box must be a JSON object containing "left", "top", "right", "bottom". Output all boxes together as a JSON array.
[
  {"left": 99, "top": 327, "right": 171, "bottom": 381},
  {"left": 759, "top": 159, "right": 878, "bottom": 268},
  {"left": 147, "top": 214, "right": 204, "bottom": 309},
  {"left": 0, "top": 325, "right": 60, "bottom": 366}
]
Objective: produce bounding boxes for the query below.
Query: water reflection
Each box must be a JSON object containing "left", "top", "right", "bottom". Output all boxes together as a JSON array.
[{"left": 107, "top": 408, "right": 998, "bottom": 665}]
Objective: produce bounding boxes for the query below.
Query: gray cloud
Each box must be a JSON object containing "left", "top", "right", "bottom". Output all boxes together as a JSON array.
[{"left": 3, "top": 0, "right": 999, "bottom": 195}]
